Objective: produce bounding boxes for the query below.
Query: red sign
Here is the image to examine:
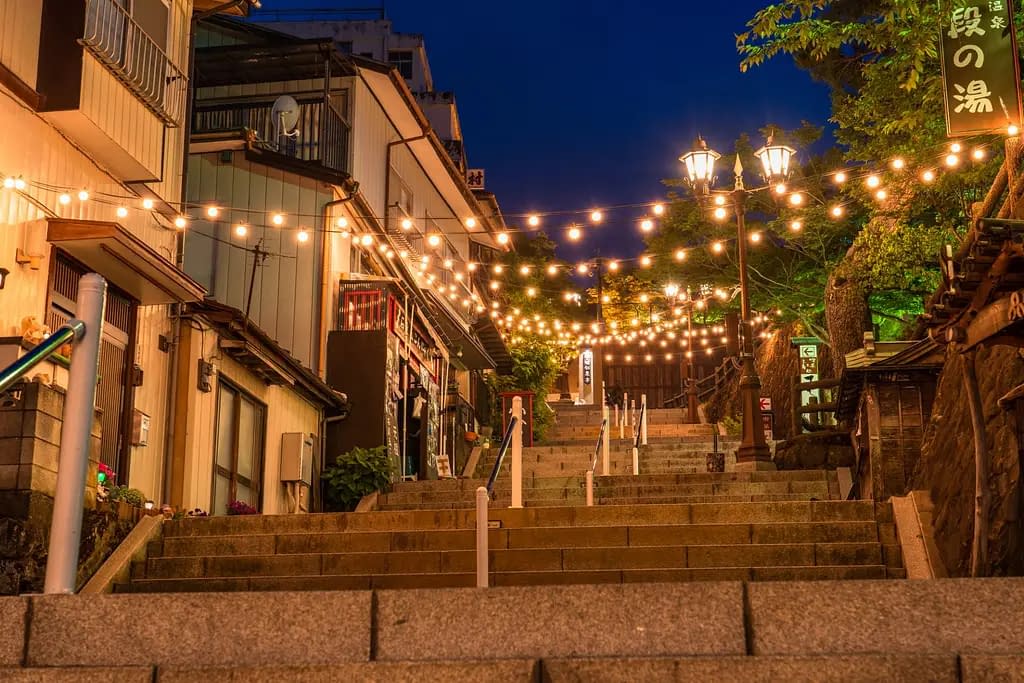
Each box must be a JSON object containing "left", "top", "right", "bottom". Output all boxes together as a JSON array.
[{"left": 759, "top": 397, "right": 772, "bottom": 412}]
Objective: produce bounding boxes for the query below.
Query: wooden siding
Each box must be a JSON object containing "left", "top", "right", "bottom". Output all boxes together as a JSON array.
[
  {"left": 178, "top": 324, "right": 321, "bottom": 515},
  {"left": 184, "top": 151, "right": 331, "bottom": 369},
  {"left": 604, "top": 362, "right": 684, "bottom": 410},
  {"left": 0, "top": 0, "right": 42, "bottom": 88}
]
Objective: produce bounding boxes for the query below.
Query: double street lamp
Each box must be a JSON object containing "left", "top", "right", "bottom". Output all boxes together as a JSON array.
[{"left": 678, "top": 135, "right": 796, "bottom": 470}]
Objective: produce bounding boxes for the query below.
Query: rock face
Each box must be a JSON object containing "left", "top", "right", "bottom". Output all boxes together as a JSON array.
[
  {"left": 774, "top": 432, "right": 855, "bottom": 471},
  {"left": 911, "top": 345, "right": 1024, "bottom": 577}
]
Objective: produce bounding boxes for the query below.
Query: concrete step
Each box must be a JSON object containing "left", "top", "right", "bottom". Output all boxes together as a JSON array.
[
  {"left": 161, "top": 501, "right": 892, "bottom": 537},
  {"left": 13, "top": 580, "right": 1024, "bottom": 669}
]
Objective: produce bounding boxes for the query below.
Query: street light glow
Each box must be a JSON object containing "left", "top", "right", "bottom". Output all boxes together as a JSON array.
[{"left": 713, "top": 206, "right": 728, "bottom": 220}]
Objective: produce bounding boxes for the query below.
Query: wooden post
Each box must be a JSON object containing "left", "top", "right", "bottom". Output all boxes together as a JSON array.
[{"left": 962, "top": 349, "right": 991, "bottom": 577}]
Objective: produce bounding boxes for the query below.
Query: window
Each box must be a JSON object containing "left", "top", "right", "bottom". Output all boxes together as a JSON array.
[
  {"left": 212, "top": 380, "right": 266, "bottom": 515},
  {"left": 388, "top": 50, "right": 414, "bottom": 80}
]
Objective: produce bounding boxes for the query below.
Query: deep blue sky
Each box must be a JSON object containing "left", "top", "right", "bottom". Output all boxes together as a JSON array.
[{"left": 262, "top": 2, "right": 832, "bottom": 259}]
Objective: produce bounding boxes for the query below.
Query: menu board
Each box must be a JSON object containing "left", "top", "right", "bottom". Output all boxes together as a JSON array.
[
  {"left": 422, "top": 372, "right": 440, "bottom": 480},
  {"left": 384, "top": 340, "right": 401, "bottom": 477}
]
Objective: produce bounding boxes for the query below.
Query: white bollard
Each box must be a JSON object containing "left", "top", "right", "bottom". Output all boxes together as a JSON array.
[
  {"left": 45, "top": 274, "right": 106, "bottom": 594},
  {"left": 622, "top": 392, "right": 628, "bottom": 436},
  {"left": 630, "top": 400, "right": 635, "bottom": 426},
  {"left": 641, "top": 394, "right": 648, "bottom": 446},
  {"left": 585, "top": 470, "right": 594, "bottom": 506},
  {"left": 601, "top": 406, "right": 610, "bottom": 477},
  {"left": 632, "top": 446, "right": 639, "bottom": 476},
  {"left": 475, "top": 486, "right": 489, "bottom": 588},
  {"left": 614, "top": 404, "right": 619, "bottom": 435},
  {"left": 510, "top": 396, "right": 523, "bottom": 509}
]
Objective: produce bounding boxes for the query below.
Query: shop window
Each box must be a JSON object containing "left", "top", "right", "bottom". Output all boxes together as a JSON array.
[{"left": 212, "top": 380, "right": 265, "bottom": 514}]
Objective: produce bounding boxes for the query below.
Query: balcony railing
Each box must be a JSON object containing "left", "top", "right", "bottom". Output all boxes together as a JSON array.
[
  {"left": 81, "top": 0, "right": 187, "bottom": 127},
  {"left": 194, "top": 97, "right": 351, "bottom": 175}
]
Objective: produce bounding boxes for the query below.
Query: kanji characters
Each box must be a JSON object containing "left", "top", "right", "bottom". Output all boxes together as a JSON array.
[
  {"left": 949, "top": 7, "right": 986, "bottom": 38},
  {"left": 953, "top": 79, "right": 994, "bottom": 113},
  {"left": 991, "top": 15, "right": 1007, "bottom": 30}
]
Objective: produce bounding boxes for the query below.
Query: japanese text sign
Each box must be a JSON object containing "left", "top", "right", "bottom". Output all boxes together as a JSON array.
[{"left": 939, "top": 0, "right": 1022, "bottom": 135}]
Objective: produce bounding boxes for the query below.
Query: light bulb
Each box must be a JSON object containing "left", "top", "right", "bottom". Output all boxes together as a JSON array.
[
  {"left": 640, "top": 218, "right": 654, "bottom": 232},
  {"left": 922, "top": 169, "right": 936, "bottom": 183},
  {"left": 945, "top": 154, "right": 960, "bottom": 167},
  {"left": 608, "top": 260, "right": 619, "bottom": 271},
  {"left": 865, "top": 175, "right": 880, "bottom": 189},
  {"left": 234, "top": 224, "right": 248, "bottom": 237},
  {"left": 174, "top": 216, "right": 188, "bottom": 229},
  {"left": 547, "top": 264, "right": 558, "bottom": 275},
  {"left": 788, "top": 193, "right": 804, "bottom": 206},
  {"left": 206, "top": 206, "right": 220, "bottom": 218},
  {"left": 427, "top": 233, "right": 441, "bottom": 248},
  {"left": 830, "top": 205, "right": 844, "bottom": 218},
  {"left": 336, "top": 217, "right": 348, "bottom": 228},
  {"left": 972, "top": 148, "right": 986, "bottom": 161},
  {"left": 652, "top": 203, "right": 665, "bottom": 215},
  {"left": 891, "top": 157, "right": 905, "bottom": 170},
  {"left": 467, "top": 262, "right": 477, "bottom": 272},
  {"left": 360, "top": 234, "right": 373, "bottom": 246},
  {"left": 526, "top": 287, "right": 537, "bottom": 297},
  {"left": 640, "top": 255, "right": 652, "bottom": 267},
  {"left": 567, "top": 226, "right": 582, "bottom": 241},
  {"left": 496, "top": 232, "right": 510, "bottom": 245},
  {"left": 713, "top": 206, "right": 728, "bottom": 220},
  {"left": 13, "top": 177, "right": 24, "bottom": 190},
  {"left": 790, "top": 220, "right": 802, "bottom": 231},
  {"left": 774, "top": 183, "right": 787, "bottom": 195},
  {"left": 58, "top": 193, "right": 71, "bottom": 205},
  {"left": 490, "top": 281, "right": 500, "bottom": 290},
  {"left": 590, "top": 210, "right": 603, "bottom": 223},
  {"left": 528, "top": 214, "right": 540, "bottom": 227},
  {"left": 950, "top": 142, "right": 962, "bottom": 153},
  {"left": 875, "top": 189, "right": 888, "bottom": 201},
  {"left": 2, "top": 177, "right": 13, "bottom": 189},
  {"left": 142, "top": 198, "right": 154, "bottom": 210},
  {"left": 401, "top": 218, "right": 413, "bottom": 230},
  {"left": 713, "top": 194, "right": 727, "bottom": 206},
  {"left": 1010, "top": 124, "right": 1020, "bottom": 136},
  {"left": 271, "top": 213, "right": 284, "bottom": 226},
  {"left": 674, "top": 249, "right": 686, "bottom": 261},
  {"left": 519, "top": 265, "right": 530, "bottom": 276},
  {"left": 77, "top": 190, "right": 89, "bottom": 201},
  {"left": 577, "top": 263, "right": 589, "bottom": 274},
  {"left": 750, "top": 231, "right": 762, "bottom": 243},
  {"left": 297, "top": 229, "right": 309, "bottom": 243},
  {"left": 833, "top": 171, "right": 847, "bottom": 184},
  {"left": 465, "top": 217, "right": 477, "bottom": 229},
  {"left": 116, "top": 207, "right": 129, "bottom": 218},
  {"left": 493, "top": 264, "right": 504, "bottom": 274},
  {"left": 711, "top": 241, "right": 724, "bottom": 253}
]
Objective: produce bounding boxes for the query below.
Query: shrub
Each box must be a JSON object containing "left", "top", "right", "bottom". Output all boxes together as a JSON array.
[
  {"left": 323, "top": 445, "right": 392, "bottom": 512},
  {"left": 107, "top": 486, "right": 145, "bottom": 507},
  {"left": 484, "top": 339, "right": 561, "bottom": 442}
]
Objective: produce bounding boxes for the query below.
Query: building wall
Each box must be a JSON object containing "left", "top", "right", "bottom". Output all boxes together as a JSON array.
[
  {"left": 177, "top": 323, "right": 322, "bottom": 515},
  {"left": 0, "top": 0, "right": 43, "bottom": 87},
  {"left": 185, "top": 151, "right": 332, "bottom": 369}
]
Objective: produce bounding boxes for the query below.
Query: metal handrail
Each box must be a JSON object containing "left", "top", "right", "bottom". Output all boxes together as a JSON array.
[
  {"left": 588, "top": 418, "right": 608, "bottom": 473},
  {"left": 0, "top": 323, "right": 85, "bottom": 395},
  {"left": 485, "top": 416, "right": 518, "bottom": 496},
  {"left": 633, "top": 403, "right": 646, "bottom": 449}
]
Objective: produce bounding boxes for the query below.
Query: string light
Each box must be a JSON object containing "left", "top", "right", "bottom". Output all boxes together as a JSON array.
[
  {"left": 297, "top": 229, "right": 309, "bottom": 243},
  {"left": 519, "top": 265, "right": 531, "bottom": 276},
  {"left": 652, "top": 203, "right": 665, "bottom": 215},
  {"left": 865, "top": 175, "right": 881, "bottom": 189},
  {"left": 547, "top": 264, "right": 558, "bottom": 275},
  {"left": 577, "top": 263, "right": 589, "bottom": 274},
  {"left": 427, "top": 233, "right": 442, "bottom": 247},
  {"left": 830, "top": 205, "right": 844, "bottom": 218},
  {"left": 234, "top": 224, "right": 248, "bottom": 237},
  {"left": 271, "top": 213, "right": 285, "bottom": 226},
  {"left": 465, "top": 217, "right": 477, "bottom": 229},
  {"left": 497, "top": 232, "right": 510, "bottom": 245},
  {"left": 874, "top": 189, "right": 888, "bottom": 201},
  {"left": 972, "top": 147, "right": 986, "bottom": 161},
  {"left": 1009, "top": 124, "right": 1020, "bottom": 136},
  {"left": 142, "top": 198, "right": 154, "bottom": 210},
  {"left": 945, "top": 153, "right": 960, "bottom": 167},
  {"left": 713, "top": 195, "right": 727, "bottom": 206},
  {"left": 116, "top": 206, "right": 129, "bottom": 218},
  {"left": 711, "top": 241, "right": 724, "bottom": 253},
  {"left": 640, "top": 255, "right": 652, "bottom": 267},
  {"left": 640, "top": 218, "right": 654, "bottom": 232},
  {"left": 401, "top": 218, "right": 413, "bottom": 230},
  {"left": 336, "top": 217, "right": 348, "bottom": 228},
  {"left": 174, "top": 216, "right": 188, "bottom": 229},
  {"left": 750, "top": 231, "right": 762, "bottom": 243},
  {"left": 528, "top": 214, "right": 540, "bottom": 227},
  {"left": 789, "top": 220, "right": 802, "bottom": 232},
  {"left": 950, "top": 142, "right": 963, "bottom": 153},
  {"left": 788, "top": 192, "right": 804, "bottom": 206},
  {"left": 77, "top": 189, "right": 89, "bottom": 201},
  {"left": 590, "top": 210, "right": 603, "bottom": 223},
  {"left": 567, "top": 226, "right": 582, "bottom": 241},
  {"left": 922, "top": 169, "right": 936, "bottom": 183},
  {"left": 493, "top": 264, "right": 504, "bottom": 274},
  {"left": 833, "top": 172, "right": 847, "bottom": 184},
  {"left": 206, "top": 206, "right": 220, "bottom": 218},
  {"left": 360, "top": 234, "right": 374, "bottom": 247},
  {"left": 890, "top": 157, "right": 905, "bottom": 170},
  {"left": 58, "top": 193, "right": 71, "bottom": 205},
  {"left": 713, "top": 206, "right": 728, "bottom": 220},
  {"left": 608, "top": 260, "right": 619, "bottom": 271},
  {"left": 674, "top": 249, "right": 686, "bottom": 261}
]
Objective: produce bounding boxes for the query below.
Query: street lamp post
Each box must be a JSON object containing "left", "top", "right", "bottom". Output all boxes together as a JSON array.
[{"left": 678, "top": 135, "right": 795, "bottom": 470}]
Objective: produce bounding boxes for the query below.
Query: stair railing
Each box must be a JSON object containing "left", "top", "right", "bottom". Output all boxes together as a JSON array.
[
  {"left": 0, "top": 274, "right": 107, "bottom": 594},
  {"left": 477, "top": 403, "right": 522, "bottom": 589},
  {"left": 585, "top": 418, "right": 608, "bottom": 506},
  {"left": 631, "top": 401, "right": 646, "bottom": 476}
]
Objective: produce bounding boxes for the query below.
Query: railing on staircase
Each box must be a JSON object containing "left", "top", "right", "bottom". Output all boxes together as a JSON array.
[
  {"left": 631, "top": 401, "right": 646, "bottom": 476},
  {"left": 584, "top": 418, "right": 608, "bottom": 507},
  {"left": 0, "top": 274, "right": 107, "bottom": 594},
  {"left": 477, "top": 395, "right": 525, "bottom": 588}
]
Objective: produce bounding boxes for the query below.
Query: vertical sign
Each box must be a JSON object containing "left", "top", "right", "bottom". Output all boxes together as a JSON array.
[
  {"left": 939, "top": 0, "right": 1022, "bottom": 135},
  {"left": 581, "top": 349, "right": 593, "bottom": 386},
  {"left": 799, "top": 344, "right": 820, "bottom": 408}
]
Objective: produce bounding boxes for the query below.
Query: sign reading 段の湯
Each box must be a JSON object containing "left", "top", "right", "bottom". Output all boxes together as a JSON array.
[{"left": 939, "top": 0, "right": 1023, "bottom": 135}]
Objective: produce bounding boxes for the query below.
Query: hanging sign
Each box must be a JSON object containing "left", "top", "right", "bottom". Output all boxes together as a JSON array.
[
  {"left": 939, "top": 0, "right": 1023, "bottom": 135},
  {"left": 581, "top": 349, "right": 594, "bottom": 386}
]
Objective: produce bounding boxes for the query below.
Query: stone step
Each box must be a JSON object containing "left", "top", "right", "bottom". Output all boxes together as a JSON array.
[
  {"left": 377, "top": 494, "right": 838, "bottom": 511},
  {"left": 123, "top": 564, "right": 895, "bottom": 594},
  {"left": 153, "top": 521, "right": 890, "bottom": 558},
  {"left": 13, "top": 581, "right": 1024, "bottom": 668}
]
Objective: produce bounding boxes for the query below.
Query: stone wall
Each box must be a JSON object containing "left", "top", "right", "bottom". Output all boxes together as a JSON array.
[{"left": 912, "top": 345, "right": 1024, "bottom": 576}]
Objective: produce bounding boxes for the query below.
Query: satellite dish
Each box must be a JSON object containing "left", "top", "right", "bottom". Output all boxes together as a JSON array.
[{"left": 271, "top": 95, "right": 300, "bottom": 150}]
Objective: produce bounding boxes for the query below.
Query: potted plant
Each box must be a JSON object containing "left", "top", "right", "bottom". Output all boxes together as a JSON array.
[{"left": 226, "top": 500, "right": 258, "bottom": 516}]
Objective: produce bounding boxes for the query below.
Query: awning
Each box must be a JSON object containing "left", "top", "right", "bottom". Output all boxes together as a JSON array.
[
  {"left": 46, "top": 219, "right": 205, "bottom": 305},
  {"left": 424, "top": 291, "right": 495, "bottom": 371}
]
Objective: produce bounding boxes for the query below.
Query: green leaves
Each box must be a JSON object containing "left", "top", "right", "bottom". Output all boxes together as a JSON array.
[{"left": 323, "top": 446, "right": 393, "bottom": 512}]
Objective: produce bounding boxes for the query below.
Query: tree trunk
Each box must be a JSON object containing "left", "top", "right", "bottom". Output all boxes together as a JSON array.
[{"left": 823, "top": 259, "right": 871, "bottom": 378}]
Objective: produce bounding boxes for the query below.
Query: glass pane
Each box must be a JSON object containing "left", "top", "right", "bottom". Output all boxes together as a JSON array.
[
  {"left": 237, "top": 398, "right": 256, "bottom": 480},
  {"left": 236, "top": 482, "right": 253, "bottom": 507},
  {"left": 215, "top": 386, "right": 236, "bottom": 470},
  {"left": 213, "top": 473, "right": 230, "bottom": 516}
]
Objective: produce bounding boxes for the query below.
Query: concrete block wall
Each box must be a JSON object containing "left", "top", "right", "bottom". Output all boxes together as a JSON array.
[{"left": 2, "top": 579, "right": 1024, "bottom": 679}]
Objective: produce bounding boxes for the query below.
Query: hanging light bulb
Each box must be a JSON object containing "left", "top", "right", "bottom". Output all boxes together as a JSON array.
[
  {"left": 547, "top": 264, "right": 558, "bottom": 276},
  {"left": 711, "top": 241, "right": 724, "bottom": 253},
  {"left": 945, "top": 153, "right": 960, "bottom": 167},
  {"left": 972, "top": 147, "right": 986, "bottom": 161},
  {"left": 401, "top": 217, "right": 413, "bottom": 230},
  {"left": 875, "top": 189, "right": 888, "bottom": 201},
  {"left": 1009, "top": 123, "right": 1020, "bottom": 136},
  {"left": 527, "top": 214, "right": 540, "bottom": 227},
  {"left": 467, "top": 262, "right": 477, "bottom": 272},
  {"left": 142, "top": 198, "right": 155, "bottom": 210},
  {"left": 489, "top": 280, "right": 500, "bottom": 290},
  {"left": 950, "top": 142, "right": 963, "bottom": 153},
  {"left": 465, "top": 217, "right": 477, "bottom": 229},
  {"left": 891, "top": 157, "right": 906, "bottom": 170},
  {"left": 608, "top": 260, "right": 619, "bottom": 271},
  {"left": 674, "top": 248, "right": 686, "bottom": 261},
  {"left": 774, "top": 183, "right": 787, "bottom": 195},
  {"left": 640, "top": 255, "right": 652, "bottom": 267},
  {"left": 493, "top": 264, "right": 504, "bottom": 274},
  {"left": 58, "top": 193, "right": 71, "bottom": 205},
  {"left": 427, "top": 233, "right": 442, "bottom": 248},
  {"left": 833, "top": 171, "right": 847, "bottom": 184},
  {"left": 271, "top": 213, "right": 285, "bottom": 226},
  {"left": 788, "top": 192, "right": 804, "bottom": 206},
  {"left": 652, "top": 203, "right": 665, "bottom": 216},
  {"left": 174, "top": 216, "right": 188, "bottom": 229},
  {"left": 640, "top": 218, "right": 654, "bottom": 232},
  {"left": 336, "top": 217, "right": 348, "bottom": 229},
  {"left": 360, "top": 234, "right": 374, "bottom": 247},
  {"left": 526, "top": 287, "right": 537, "bottom": 297},
  {"left": 206, "top": 205, "right": 220, "bottom": 218},
  {"left": 496, "top": 232, "right": 510, "bottom": 245},
  {"left": 2, "top": 177, "right": 13, "bottom": 189},
  {"left": 116, "top": 206, "right": 129, "bottom": 218},
  {"left": 713, "top": 194, "right": 727, "bottom": 206},
  {"left": 77, "top": 189, "right": 89, "bottom": 201},
  {"left": 590, "top": 210, "right": 603, "bottom": 223},
  {"left": 567, "top": 226, "right": 582, "bottom": 241},
  {"left": 865, "top": 175, "right": 881, "bottom": 189},
  {"left": 519, "top": 265, "right": 531, "bottom": 276},
  {"left": 234, "top": 224, "right": 248, "bottom": 237},
  {"left": 577, "top": 262, "right": 589, "bottom": 274},
  {"left": 713, "top": 206, "right": 728, "bottom": 220},
  {"left": 830, "top": 205, "right": 845, "bottom": 218},
  {"left": 789, "top": 220, "right": 802, "bottom": 231},
  {"left": 922, "top": 169, "right": 936, "bottom": 183},
  {"left": 443, "top": 258, "right": 454, "bottom": 269},
  {"left": 297, "top": 229, "right": 309, "bottom": 243}
]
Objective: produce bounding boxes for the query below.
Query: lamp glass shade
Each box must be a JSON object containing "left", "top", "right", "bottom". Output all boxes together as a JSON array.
[
  {"left": 679, "top": 146, "right": 721, "bottom": 188},
  {"left": 754, "top": 144, "right": 796, "bottom": 183}
]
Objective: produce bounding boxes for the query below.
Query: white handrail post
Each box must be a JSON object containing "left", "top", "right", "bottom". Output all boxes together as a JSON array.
[
  {"left": 622, "top": 392, "right": 628, "bottom": 438},
  {"left": 614, "top": 404, "right": 619, "bottom": 436},
  {"left": 630, "top": 400, "right": 635, "bottom": 425},
  {"left": 475, "top": 486, "right": 489, "bottom": 588},
  {"left": 641, "top": 394, "right": 648, "bottom": 446},
  {"left": 632, "top": 446, "right": 639, "bottom": 476},
  {"left": 45, "top": 273, "right": 106, "bottom": 594},
  {"left": 510, "top": 396, "right": 523, "bottom": 509},
  {"left": 585, "top": 470, "right": 594, "bottom": 506},
  {"left": 601, "top": 414, "right": 610, "bottom": 479}
]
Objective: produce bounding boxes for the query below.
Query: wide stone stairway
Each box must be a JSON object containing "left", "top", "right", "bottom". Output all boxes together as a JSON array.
[{"left": 6, "top": 403, "right": 1023, "bottom": 680}]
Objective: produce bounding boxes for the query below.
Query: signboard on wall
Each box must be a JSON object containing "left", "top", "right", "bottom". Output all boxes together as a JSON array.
[
  {"left": 581, "top": 349, "right": 593, "bottom": 386},
  {"left": 939, "top": 0, "right": 1022, "bottom": 135},
  {"left": 466, "top": 169, "right": 485, "bottom": 190}
]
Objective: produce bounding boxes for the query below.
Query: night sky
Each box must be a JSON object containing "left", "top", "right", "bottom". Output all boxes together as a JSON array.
[{"left": 263, "top": 2, "right": 832, "bottom": 259}]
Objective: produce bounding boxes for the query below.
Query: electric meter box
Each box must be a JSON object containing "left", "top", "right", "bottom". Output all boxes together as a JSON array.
[{"left": 280, "top": 432, "right": 314, "bottom": 485}]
